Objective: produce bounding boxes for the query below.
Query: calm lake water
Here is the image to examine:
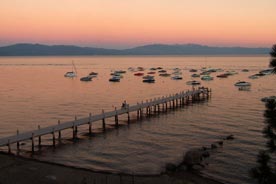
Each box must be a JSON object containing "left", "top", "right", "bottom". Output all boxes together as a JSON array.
[{"left": 0, "top": 56, "right": 274, "bottom": 184}]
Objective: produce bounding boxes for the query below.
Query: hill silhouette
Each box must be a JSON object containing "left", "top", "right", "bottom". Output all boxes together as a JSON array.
[{"left": 0, "top": 43, "right": 269, "bottom": 56}]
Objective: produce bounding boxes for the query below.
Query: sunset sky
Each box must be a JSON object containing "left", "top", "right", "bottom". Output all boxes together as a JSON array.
[{"left": 0, "top": 0, "right": 275, "bottom": 48}]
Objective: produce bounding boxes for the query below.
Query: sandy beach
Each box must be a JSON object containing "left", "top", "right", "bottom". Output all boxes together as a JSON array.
[{"left": 0, "top": 152, "right": 223, "bottom": 184}]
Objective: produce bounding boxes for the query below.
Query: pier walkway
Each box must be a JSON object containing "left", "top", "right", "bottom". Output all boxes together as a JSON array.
[{"left": 0, "top": 87, "right": 211, "bottom": 153}]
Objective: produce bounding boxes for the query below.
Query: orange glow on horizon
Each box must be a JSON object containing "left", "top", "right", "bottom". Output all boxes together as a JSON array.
[{"left": 1, "top": 0, "right": 276, "bottom": 48}]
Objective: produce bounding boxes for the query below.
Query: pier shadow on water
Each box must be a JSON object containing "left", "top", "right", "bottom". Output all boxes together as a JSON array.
[{"left": 9, "top": 95, "right": 210, "bottom": 176}]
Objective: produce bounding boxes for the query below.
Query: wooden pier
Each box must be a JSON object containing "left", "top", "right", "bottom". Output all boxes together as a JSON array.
[{"left": 0, "top": 87, "right": 211, "bottom": 153}]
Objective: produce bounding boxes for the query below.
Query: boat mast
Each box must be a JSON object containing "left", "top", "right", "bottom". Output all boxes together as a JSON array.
[{"left": 72, "top": 60, "right": 77, "bottom": 74}]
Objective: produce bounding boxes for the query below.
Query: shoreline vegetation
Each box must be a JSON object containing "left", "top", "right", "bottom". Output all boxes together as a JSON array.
[
  {"left": 0, "top": 152, "right": 223, "bottom": 184},
  {"left": 0, "top": 43, "right": 269, "bottom": 56}
]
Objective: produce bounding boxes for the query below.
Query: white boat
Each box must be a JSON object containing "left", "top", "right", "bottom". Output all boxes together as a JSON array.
[
  {"left": 259, "top": 68, "right": 274, "bottom": 75},
  {"left": 234, "top": 81, "right": 251, "bottom": 87},
  {"left": 64, "top": 61, "right": 77, "bottom": 77},
  {"left": 64, "top": 71, "right": 77, "bottom": 78},
  {"left": 201, "top": 75, "right": 214, "bottom": 81}
]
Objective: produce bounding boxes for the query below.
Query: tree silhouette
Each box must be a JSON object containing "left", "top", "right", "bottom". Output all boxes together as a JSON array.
[
  {"left": 269, "top": 45, "right": 276, "bottom": 73},
  {"left": 250, "top": 151, "right": 274, "bottom": 184},
  {"left": 250, "top": 100, "right": 276, "bottom": 183},
  {"left": 270, "top": 45, "right": 276, "bottom": 57},
  {"left": 263, "top": 100, "right": 276, "bottom": 152}
]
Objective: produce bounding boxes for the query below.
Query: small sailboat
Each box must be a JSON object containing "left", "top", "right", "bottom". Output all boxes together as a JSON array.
[{"left": 64, "top": 61, "right": 77, "bottom": 78}]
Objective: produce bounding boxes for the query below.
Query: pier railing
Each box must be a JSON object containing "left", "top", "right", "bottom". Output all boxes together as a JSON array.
[{"left": 0, "top": 87, "right": 211, "bottom": 153}]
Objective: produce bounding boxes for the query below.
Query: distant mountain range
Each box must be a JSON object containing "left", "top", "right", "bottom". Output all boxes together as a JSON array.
[{"left": 0, "top": 43, "right": 270, "bottom": 56}]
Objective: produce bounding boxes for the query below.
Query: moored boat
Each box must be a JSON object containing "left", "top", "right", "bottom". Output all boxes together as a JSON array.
[
  {"left": 186, "top": 80, "right": 201, "bottom": 85},
  {"left": 191, "top": 74, "right": 200, "bottom": 78},
  {"left": 159, "top": 73, "right": 171, "bottom": 77},
  {"left": 64, "top": 61, "right": 77, "bottom": 78},
  {"left": 200, "top": 71, "right": 211, "bottom": 75},
  {"left": 259, "top": 68, "right": 274, "bottom": 75},
  {"left": 189, "top": 69, "right": 197, "bottom": 72},
  {"left": 234, "top": 81, "right": 251, "bottom": 87},
  {"left": 109, "top": 76, "right": 120, "bottom": 82},
  {"left": 134, "top": 72, "right": 144, "bottom": 76},
  {"left": 172, "top": 71, "right": 182, "bottom": 75},
  {"left": 225, "top": 71, "right": 238, "bottom": 75},
  {"left": 158, "top": 70, "right": 167, "bottom": 73},
  {"left": 89, "top": 72, "right": 98, "bottom": 76},
  {"left": 143, "top": 78, "right": 155, "bottom": 83},
  {"left": 114, "top": 70, "right": 126, "bottom": 74},
  {"left": 64, "top": 71, "right": 77, "bottom": 78},
  {"left": 171, "top": 76, "right": 183, "bottom": 80},
  {"left": 248, "top": 74, "right": 259, "bottom": 79},
  {"left": 80, "top": 76, "right": 93, "bottom": 81},
  {"left": 216, "top": 73, "right": 228, "bottom": 78},
  {"left": 201, "top": 75, "right": 214, "bottom": 81}
]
